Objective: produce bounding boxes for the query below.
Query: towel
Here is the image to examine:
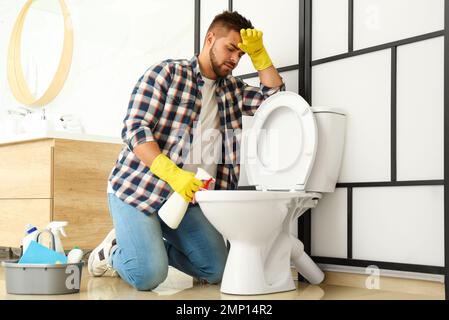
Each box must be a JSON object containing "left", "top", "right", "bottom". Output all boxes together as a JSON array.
[{"left": 18, "top": 241, "right": 68, "bottom": 264}]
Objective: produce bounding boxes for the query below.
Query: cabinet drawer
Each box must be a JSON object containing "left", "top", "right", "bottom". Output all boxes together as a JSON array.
[
  {"left": 0, "top": 199, "right": 52, "bottom": 248},
  {"left": 0, "top": 140, "right": 53, "bottom": 198}
]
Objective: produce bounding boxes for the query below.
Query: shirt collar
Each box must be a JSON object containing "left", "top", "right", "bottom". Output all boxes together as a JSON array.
[{"left": 190, "top": 55, "right": 202, "bottom": 79}]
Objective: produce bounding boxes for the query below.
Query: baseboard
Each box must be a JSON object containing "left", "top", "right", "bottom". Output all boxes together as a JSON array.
[{"left": 315, "top": 264, "right": 445, "bottom": 297}]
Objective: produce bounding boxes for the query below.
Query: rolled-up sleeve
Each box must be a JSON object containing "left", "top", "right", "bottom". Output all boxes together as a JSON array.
[
  {"left": 241, "top": 80, "right": 286, "bottom": 116},
  {"left": 121, "top": 63, "right": 172, "bottom": 152}
]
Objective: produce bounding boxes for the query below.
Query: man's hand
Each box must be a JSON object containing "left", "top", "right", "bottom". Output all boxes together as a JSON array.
[
  {"left": 150, "top": 154, "right": 204, "bottom": 202},
  {"left": 238, "top": 28, "right": 273, "bottom": 71}
]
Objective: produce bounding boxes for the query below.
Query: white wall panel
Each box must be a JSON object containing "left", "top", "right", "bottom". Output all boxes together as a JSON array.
[
  {"left": 233, "top": 0, "right": 299, "bottom": 76},
  {"left": 354, "top": 0, "right": 444, "bottom": 50},
  {"left": 241, "top": 77, "right": 261, "bottom": 88},
  {"left": 0, "top": 0, "right": 195, "bottom": 137},
  {"left": 200, "top": 0, "right": 228, "bottom": 49},
  {"left": 311, "top": 188, "right": 348, "bottom": 258},
  {"left": 312, "top": 50, "right": 391, "bottom": 182},
  {"left": 353, "top": 186, "right": 444, "bottom": 266},
  {"left": 66, "top": 0, "right": 195, "bottom": 137},
  {"left": 241, "top": 70, "right": 299, "bottom": 93},
  {"left": 397, "top": 37, "right": 444, "bottom": 181},
  {"left": 10, "top": 0, "right": 195, "bottom": 137},
  {"left": 282, "top": 70, "right": 299, "bottom": 94},
  {"left": 312, "top": 0, "right": 348, "bottom": 60}
]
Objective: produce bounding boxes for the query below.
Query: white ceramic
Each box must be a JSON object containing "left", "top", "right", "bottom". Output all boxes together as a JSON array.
[
  {"left": 196, "top": 91, "right": 347, "bottom": 295},
  {"left": 196, "top": 190, "right": 322, "bottom": 295},
  {"left": 246, "top": 91, "right": 317, "bottom": 191}
]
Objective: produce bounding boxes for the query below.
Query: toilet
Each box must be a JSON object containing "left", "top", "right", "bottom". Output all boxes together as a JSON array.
[{"left": 195, "top": 91, "right": 346, "bottom": 295}]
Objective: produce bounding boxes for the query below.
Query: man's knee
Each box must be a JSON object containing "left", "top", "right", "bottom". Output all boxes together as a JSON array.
[
  {"left": 204, "top": 253, "right": 227, "bottom": 284},
  {"left": 205, "top": 270, "right": 224, "bottom": 284},
  {"left": 131, "top": 262, "right": 168, "bottom": 291}
]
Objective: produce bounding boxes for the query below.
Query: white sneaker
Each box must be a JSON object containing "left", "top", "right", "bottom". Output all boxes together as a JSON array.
[{"left": 88, "top": 229, "right": 119, "bottom": 277}]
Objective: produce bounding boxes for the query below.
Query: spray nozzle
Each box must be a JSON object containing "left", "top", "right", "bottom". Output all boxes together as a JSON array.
[
  {"left": 46, "top": 221, "right": 68, "bottom": 237},
  {"left": 201, "top": 178, "right": 214, "bottom": 190},
  {"left": 195, "top": 168, "right": 215, "bottom": 190},
  {"left": 191, "top": 168, "right": 215, "bottom": 204}
]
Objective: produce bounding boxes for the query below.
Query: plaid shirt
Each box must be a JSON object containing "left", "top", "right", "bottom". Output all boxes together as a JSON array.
[{"left": 109, "top": 55, "right": 285, "bottom": 216}]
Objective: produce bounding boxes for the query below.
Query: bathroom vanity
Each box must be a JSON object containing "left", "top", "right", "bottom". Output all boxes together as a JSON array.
[{"left": 0, "top": 131, "right": 123, "bottom": 250}]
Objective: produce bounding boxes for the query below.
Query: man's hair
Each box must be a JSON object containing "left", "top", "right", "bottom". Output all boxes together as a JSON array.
[{"left": 206, "top": 11, "right": 254, "bottom": 37}]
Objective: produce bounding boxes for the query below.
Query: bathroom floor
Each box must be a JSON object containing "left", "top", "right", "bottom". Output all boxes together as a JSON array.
[{"left": 0, "top": 263, "right": 444, "bottom": 300}]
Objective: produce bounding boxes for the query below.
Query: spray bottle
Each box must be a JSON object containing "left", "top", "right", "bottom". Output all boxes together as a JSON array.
[
  {"left": 46, "top": 221, "right": 68, "bottom": 254},
  {"left": 67, "top": 246, "right": 84, "bottom": 263},
  {"left": 158, "top": 168, "right": 214, "bottom": 229},
  {"left": 22, "top": 224, "right": 40, "bottom": 254}
]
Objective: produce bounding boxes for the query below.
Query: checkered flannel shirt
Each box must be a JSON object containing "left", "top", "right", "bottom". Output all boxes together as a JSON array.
[{"left": 108, "top": 55, "right": 285, "bottom": 215}]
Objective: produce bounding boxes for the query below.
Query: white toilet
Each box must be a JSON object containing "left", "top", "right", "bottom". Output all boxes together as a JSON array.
[{"left": 195, "top": 91, "right": 346, "bottom": 295}]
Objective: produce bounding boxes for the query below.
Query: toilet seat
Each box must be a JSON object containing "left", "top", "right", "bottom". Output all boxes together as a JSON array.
[{"left": 246, "top": 92, "right": 317, "bottom": 191}]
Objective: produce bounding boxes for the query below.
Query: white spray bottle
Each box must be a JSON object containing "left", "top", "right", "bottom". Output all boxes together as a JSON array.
[
  {"left": 22, "top": 224, "right": 40, "bottom": 254},
  {"left": 46, "top": 221, "right": 68, "bottom": 254},
  {"left": 67, "top": 246, "right": 84, "bottom": 263},
  {"left": 158, "top": 168, "right": 214, "bottom": 229}
]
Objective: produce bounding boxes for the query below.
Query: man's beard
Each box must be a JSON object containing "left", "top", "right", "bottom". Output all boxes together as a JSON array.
[{"left": 209, "top": 45, "right": 234, "bottom": 78}]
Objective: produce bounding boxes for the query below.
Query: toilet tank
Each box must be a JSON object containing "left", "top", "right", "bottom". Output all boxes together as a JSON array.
[{"left": 305, "top": 107, "right": 346, "bottom": 193}]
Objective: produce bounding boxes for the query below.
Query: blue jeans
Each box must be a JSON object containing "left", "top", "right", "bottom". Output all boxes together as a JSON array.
[{"left": 107, "top": 193, "right": 228, "bottom": 291}]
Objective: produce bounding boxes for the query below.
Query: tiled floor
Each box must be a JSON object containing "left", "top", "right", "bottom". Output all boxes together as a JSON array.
[{"left": 0, "top": 264, "right": 444, "bottom": 300}]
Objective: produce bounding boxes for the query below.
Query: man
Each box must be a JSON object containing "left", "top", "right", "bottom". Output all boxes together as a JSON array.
[{"left": 88, "top": 11, "right": 285, "bottom": 291}]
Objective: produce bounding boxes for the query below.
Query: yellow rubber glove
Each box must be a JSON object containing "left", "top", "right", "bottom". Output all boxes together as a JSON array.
[
  {"left": 150, "top": 154, "right": 204, "bottom": 202},
  {"left": 238, "top": 28, "right": 273, "bottom": 71}
]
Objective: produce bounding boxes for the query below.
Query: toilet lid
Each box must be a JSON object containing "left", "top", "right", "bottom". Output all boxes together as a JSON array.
[{"left": 245, "top": 92, "right": 317, "bottom": 190}]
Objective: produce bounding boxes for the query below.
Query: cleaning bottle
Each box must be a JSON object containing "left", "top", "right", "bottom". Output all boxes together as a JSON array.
[
  {"left": 46, "top": 221, "right": 68, "bottom": 254},
  {"left": 67, "top": 246, "right": 84, "bottom": 263},
  {"left": 158, "top": 168, "right": 214, "bottom": 229},
  {"left": 22, "top": 224, "right": 40, "bottom": 254}
]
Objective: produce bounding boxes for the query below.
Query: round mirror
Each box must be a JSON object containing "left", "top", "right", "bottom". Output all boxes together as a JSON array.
[{"left": 7, "top": 0, "right": 73, "bottom": 107}]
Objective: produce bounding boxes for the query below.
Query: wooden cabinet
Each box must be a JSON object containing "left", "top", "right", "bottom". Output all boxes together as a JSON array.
[{"left": 0, "top": 138, "right": 123, "bottom": 250}]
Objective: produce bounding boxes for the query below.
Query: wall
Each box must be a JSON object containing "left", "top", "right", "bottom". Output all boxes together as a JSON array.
[
  {"left": 0, "top": 0, "right": 195, "bottom": 137},
  {"left": 310, "top": 0, "right": 446, "bottom": 275},
  {"left": 200, "top": 0, "right": 300, "bottom": 90}
]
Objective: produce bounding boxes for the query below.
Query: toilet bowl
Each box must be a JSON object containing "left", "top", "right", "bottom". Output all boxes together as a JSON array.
[{"left": 195, "top": 91, "right": 346, "bottom": 295}]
